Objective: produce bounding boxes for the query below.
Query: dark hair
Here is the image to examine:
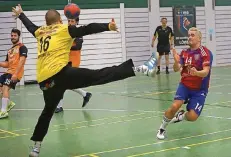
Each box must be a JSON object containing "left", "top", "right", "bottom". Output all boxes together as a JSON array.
[
  {"left": 11, "top": 28, "right": 21, "bottom": 36},
  {"left": 161, "top": 17, "right": 167, "bottom": 21},
  {"left": 45, "top": 9, "right": 61, "bottom": 25},
  {"left": 75, "top": 17, "right": 79, "bottom": 22}
]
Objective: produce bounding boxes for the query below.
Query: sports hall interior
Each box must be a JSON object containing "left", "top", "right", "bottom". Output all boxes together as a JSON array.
[{"left": 0, "top": 0, "right": 231, "bottom": 157}]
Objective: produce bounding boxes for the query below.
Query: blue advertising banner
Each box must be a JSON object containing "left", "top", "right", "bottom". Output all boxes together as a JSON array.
[{"left": 173, "top": 6, "right": 196, "bottom": 46}]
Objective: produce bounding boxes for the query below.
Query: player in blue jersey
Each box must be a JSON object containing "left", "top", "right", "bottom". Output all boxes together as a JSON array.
[{"left": 157, "top": 27, "right": 213, "bottom": 140}]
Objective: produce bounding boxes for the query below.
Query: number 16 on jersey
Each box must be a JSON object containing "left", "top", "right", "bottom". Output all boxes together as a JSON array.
[{"left": 39, "top": 36, "right": 51, "bottom": 55}]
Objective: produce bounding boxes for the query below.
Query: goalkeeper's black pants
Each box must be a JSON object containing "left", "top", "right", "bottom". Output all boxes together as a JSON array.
[{"left": 30, "top": 59, "right": 135, "bottom": 142}]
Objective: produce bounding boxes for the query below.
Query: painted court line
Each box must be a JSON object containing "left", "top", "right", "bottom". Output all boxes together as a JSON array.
[
  {"left": 6, "top": 112, "right": 156, "bottom": 133},
  {"left": 89, "top": 155, "right": 99, "bottom": 157},
  {"left": 53, "top": 116, "right": 157, "bottom": 132},
  {"left": 0, "top": 129, "right": 20, "bottom": 136},
  {"left": 126, "top": 136, "right": 231, "bottom": 157},
  {"left": 2, "top": 110, "right": 229, "bottom": 140},
  {"left": 4, "top": 101, "right": 230, "bottom": 137},
  {"left": 11, "top": 99, "right": 229, "bottom": 112},
  {"left": 10, "top": 105, "right": 223, "bottom": 113},
  {"left": 0, "top": 135, "right": 19, "bottom": 139},
  {"left": 145, "top": 90, "right": 176, "bottom": 96},
  {"left": 144, "top": 84, "right": 231, "bottom": 96},
  {"left": 2, "top": 112, "right": 228, "bottom": 138},
  {"left": 12, "top": 108, "right": 164, "bottom": 113},
  {"left": 10, "top": 83, "right": 231, "bottom": 98},
  {"left": 0, "top": 134, "right": 27, "bottom": 139},
  {"left": 202, "top": 115, "right": 231, "bottom": 120},
  {"left": 73, "top": 128, "right": 231, "bottom": 157},
  {"left": 10, "top": 107, "right": 217, "bottom": 113},
  {"left": 52, "top": 112, "right": 148, "bottom": 127},
  {"left": 0, "top": 116, "right": 160, "bottom": 140}
]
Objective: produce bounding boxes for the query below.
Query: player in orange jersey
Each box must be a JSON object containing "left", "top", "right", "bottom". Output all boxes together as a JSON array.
[
  {"left": 0, "top": 28, "right": 27, "bottom": 118},
  {"left": 55, "top": 17, "right": 92, "bottom": 113}
]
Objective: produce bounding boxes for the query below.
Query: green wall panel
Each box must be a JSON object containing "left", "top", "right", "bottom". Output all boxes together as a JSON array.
[
  {"left": 215, "top": 0, "right": 231, "bottom": 6},
  {"left": 0, "top": 0, "right": 147, "bottom": 12},
  {"left": 160, "top": 0, "right": 204, "bottom": 7},
  {"left": 72, "top": 0, "right": 148, "bottom": 8},
  {"left": 0, "top": 0, "right": 67, "bottom": 12}
]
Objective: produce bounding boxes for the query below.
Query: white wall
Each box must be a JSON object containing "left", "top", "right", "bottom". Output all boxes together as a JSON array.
[
  {"left": 125, "top": 8, "right": 150, "bottom": 66},
  {"left": 215, "top": 6, "right": 231, "bottom": 66},
  {"left": 0, "top": 12, "right": 16, "bottom": 75}
]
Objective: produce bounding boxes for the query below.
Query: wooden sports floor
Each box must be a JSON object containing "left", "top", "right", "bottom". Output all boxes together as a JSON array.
[{"left": 0, "top": 66, "right": 231, "bottom": 157}]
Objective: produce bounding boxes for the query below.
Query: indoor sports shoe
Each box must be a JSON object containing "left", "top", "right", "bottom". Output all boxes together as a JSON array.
[
  {"left": 144, "top": 52, "right": 157, "bottom": 70},
  {"left": 82, "top": 92, "right": 92, "bottom": 108},
  {"left": 55, "top": 107, "right": 63, "bottom": 113},
  {"left": 29, "top": 142, "right": 41, "bottom": 157},
  {"left": 134, "top": 52, "right": 157, "bottom": 77},
  {"left": 133, "top": 65, "right": 148, "bottom": 74},
  {"left": 7, "top": 101, "right": 16, "bottom": 112},
  {"left": 156, "top": 128, "right": 166, "bottom": 140},
  {"left": 170, "top": 110, "right": 185, "bottom": 123},
  {"left": 0, "top": 111, "right": 8, "bottom": 119}
]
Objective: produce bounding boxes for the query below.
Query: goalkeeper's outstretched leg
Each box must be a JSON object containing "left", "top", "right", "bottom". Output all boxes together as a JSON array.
[{"left": 134, "top": 52, "right": 158, "bottom": 77}]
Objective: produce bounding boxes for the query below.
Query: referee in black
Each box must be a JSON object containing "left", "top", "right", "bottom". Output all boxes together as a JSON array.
[{"left": 151, "top": 17, "right": 174, "bottom": 74}]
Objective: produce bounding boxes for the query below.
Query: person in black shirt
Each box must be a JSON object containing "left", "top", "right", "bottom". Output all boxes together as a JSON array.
[{"left": 151, "top": 18, "right": 174, "bottom": 74}]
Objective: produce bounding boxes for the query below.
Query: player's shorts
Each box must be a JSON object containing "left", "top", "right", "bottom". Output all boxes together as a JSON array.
[
  {"left": 0, "top": 73, "right": 19, "bottom": 90},
  {"left": 157, "top": 44, "right": 170, "bottom": 56},
  {"left": 174, "top": 83, "right": 207, "bottom": 116},
  {"left": 69, "top": 50, "right": 81, "bottom": 68}
]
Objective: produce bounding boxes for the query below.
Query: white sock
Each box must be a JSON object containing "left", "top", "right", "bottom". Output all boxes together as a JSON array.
[
  {"left": 34, "top": 141, "right": 42, "bottom": 150},
  {"left": 72, "top": 89, "right": 87, "bottom": 97},
  {"left": 1, "top": 97, "right": 9, "bottom": 112},
  {"left": 179, "top": 112, "right": 187, "bottom": 121},
  {"left": 160, "top": 115, "right": 171, "bottom": 130},
  {"left": 57, "top": 99, "right": 63, "bottom": 108}
]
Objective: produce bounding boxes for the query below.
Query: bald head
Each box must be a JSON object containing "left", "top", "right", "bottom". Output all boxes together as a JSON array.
[{"left": 45, "top": 9, "right": 62, "bottom": 25}]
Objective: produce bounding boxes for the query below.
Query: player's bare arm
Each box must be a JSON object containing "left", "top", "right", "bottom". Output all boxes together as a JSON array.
[
  {"left": 169, "top": 27, "right": 174, "bottom": 49},
  {"left": 11, "top": 56, "right": 26, "bottom": 82},
  {"left": 11, "top": 45, "right": 27, "bottom": 82},
  {"left": 173, "top": 62, "right": 181, "bottom": 72},
  {"left": 190, "top": 66, "right": 210, "bottom": 77},
  {"left": 151, "top": 36, "right": 156, "bottom": 47},
  {"left": 170, "top": 36, "right": 174, "bottom": 49},
  {"left": 172, "top": 48, "right": 181, "bottom": 72},
  {"left": 0, "top": 62, "right": 9, "bottom": 68}
]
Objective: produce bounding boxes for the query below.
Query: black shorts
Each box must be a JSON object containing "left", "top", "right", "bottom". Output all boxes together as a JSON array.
[
  {"left": 0, "top": 73, "right": 19, "bottom": 89},
  {"left": 157, "top": 44, "right": 170, "bottom": 56}
]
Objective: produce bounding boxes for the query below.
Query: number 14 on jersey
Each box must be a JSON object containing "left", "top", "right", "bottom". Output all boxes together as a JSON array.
[{"left": 185, "top": 56, "right": 192, "bottom": 65}]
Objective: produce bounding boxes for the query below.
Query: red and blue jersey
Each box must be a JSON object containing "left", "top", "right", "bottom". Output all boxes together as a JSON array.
[{"left": 179, "top": 46, "right": 213, "bottom": 92}]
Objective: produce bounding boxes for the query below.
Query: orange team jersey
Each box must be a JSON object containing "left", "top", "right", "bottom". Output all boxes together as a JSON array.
[
  {"left": 5, "top": 43, "right": 28, "bottom": 79},
  {"left": 69, "top": 37, "right": 83, "bottom": 67}
]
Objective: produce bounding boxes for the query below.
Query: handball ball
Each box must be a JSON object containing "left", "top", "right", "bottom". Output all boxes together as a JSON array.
[{"left": 64, "top": 3, "right": 80, "bottom": 19}]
